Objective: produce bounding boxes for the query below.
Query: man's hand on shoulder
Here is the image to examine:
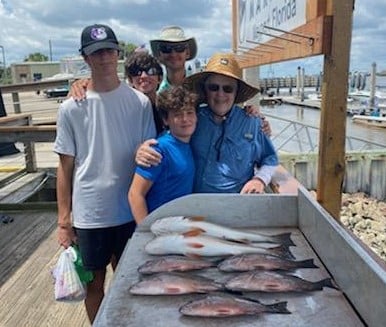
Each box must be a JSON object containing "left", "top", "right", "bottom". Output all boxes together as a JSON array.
[{"left": 135, "top": 139, "right": 162, "bottom": 167}]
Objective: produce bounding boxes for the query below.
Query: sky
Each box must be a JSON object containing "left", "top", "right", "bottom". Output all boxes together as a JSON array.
[{"left": 0, "top": 0, "right": 385, "bottom": 78}]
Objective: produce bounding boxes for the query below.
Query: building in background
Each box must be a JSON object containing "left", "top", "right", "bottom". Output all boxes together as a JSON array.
[
  {"left": 10, "top": 57, "right": 125, "bottom": 83},
  {"left": 11, "top": 61, "right": 61, "bottom": 83}
]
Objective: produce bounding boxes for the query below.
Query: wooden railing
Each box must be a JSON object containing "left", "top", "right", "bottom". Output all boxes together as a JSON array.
[
  {"left": 0, "top": 79, "right": 70, "bottom": 114},
  {"left": 0, "top": 113, "right": 56, "bottom": 172}
]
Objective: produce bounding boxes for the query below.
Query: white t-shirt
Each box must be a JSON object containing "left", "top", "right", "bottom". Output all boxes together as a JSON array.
[{"left": 54, "top": 82, "right": 156, "bottom": 228}]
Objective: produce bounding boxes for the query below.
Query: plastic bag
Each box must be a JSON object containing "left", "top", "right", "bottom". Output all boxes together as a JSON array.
[{"left": 52, "top": 246, "right": 87, "bottom": 302}]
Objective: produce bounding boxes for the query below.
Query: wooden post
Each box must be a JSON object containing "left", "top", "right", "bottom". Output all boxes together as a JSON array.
[
  {"left": 11, "top": 92, "right": 21, "bottom": 113},
  {"left": 317, "top": 0, "right": 354, "bottom": 219},
  {"left": 24, "top": 115, "right": 37, "bottom": 172}
]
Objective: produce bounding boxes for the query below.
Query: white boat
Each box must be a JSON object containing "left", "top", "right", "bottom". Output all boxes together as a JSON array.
[{"left": 351, "top": 114, "right": 386, "bottom": 128}]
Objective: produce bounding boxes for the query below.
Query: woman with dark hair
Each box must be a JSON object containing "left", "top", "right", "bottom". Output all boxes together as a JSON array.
[{"left": 124, "top": 51, "right": 165, "bottom": 133}]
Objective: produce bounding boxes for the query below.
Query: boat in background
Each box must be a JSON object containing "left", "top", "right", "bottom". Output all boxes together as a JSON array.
[{"left": 351, "top": 114, "right": 386, "bottom": 128}]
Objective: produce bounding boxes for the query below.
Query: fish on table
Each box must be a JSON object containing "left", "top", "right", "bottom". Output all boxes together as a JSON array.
[
  {"left": 150, "top": 216, "right": 295, "bottom": 246},
  {"left": 179, "top": 294, "right": 291, "bottom": 317},
  {"left": 137, "top": 255, "right": 218, "bottom": 274},
  {"left": 144, "top": 232, "right": 295, "bottom": 260},
  {"left": 224, "top": 271, "right": 339, "bottom": 293},
  {"left": 129, "top": 272, "right": 223, "bottom": 295},
  {"left": 218, "top": 253, "right": 318, "bottom": 272}
]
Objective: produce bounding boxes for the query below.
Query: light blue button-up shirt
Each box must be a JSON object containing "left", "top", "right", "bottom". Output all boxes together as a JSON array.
[{"left": 191, "top": 104, "right": 278, "bottom": 193}]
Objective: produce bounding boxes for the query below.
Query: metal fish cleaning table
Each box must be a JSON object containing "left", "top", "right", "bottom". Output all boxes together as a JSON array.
[{"left": 93, "top": 188, "right": 385, "bottom": 327}]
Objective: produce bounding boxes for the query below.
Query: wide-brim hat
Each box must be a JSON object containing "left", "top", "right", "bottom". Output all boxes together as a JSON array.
[
  {"left": 184, "top": 53, "right": 260, "bottom": 104},
  {"left": 150, "top": 26, "right": 197, "bottom": 60}
]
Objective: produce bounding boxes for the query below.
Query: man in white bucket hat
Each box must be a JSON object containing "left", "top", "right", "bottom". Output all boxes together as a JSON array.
[{"left": 150, "top": 25, "right": 197, "bottom": 93}]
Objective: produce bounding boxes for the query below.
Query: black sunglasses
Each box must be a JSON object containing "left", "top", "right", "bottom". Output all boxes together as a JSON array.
[
  {"left": 206, "top": 83, "right": 235, "bottom": 94},
  {"left": 128, "top": 67, "right": 161, "bottom": 77},
  {"left": 159, "top": 44, "right": 187, "bottom": 54}
]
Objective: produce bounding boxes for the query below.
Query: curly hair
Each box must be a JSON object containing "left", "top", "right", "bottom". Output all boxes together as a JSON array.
[
  {"left": 124, "top": 52, "right": 163, "bottom": 79},
  {"left": 156, "top": 86, "right": 198, "bottom": 120}
]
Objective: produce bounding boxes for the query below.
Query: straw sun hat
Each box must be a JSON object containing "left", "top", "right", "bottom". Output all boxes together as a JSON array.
[
  {"left": 184, "top": 53, "right": 260, "bottom": 104},
  {"left": 150, "top": 26, "right": 197, "bottom": 60}
]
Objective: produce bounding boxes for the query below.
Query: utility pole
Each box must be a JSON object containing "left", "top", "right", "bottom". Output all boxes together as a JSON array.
[
  {"left": 0, "top": 45, "right": 6, "bottom": 84},
  {"left": 49, "top": 40, "right": 53, "bottom": 61}
]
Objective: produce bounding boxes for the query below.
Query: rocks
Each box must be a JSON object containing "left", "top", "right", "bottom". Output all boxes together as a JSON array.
[{"left": 340, "top": 192, "right": 386, "bottom": 261}]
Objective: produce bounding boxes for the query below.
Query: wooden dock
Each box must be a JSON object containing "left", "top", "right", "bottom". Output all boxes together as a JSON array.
[
  {"left": 0, "top": 208, "right": 92, "bottom": 327},
  {"left": 0, "top": 203, "right": 114, "bottom": 327}
]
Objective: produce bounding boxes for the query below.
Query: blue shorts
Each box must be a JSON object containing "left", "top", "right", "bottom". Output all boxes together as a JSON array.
[{"left": 75, "top": 221, "right": 136, "bottom": 271}]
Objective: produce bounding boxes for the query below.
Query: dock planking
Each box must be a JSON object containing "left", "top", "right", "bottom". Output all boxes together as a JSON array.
[{"left": 0, "top": 209, "right": 92, "bottom": 327}]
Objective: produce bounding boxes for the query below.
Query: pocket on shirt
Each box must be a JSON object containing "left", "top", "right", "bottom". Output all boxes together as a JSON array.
[{"left": 219, "top": 136, "right": 254, "bottom": 180}]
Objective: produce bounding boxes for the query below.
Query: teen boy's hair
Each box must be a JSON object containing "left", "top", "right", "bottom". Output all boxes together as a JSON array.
[{"left": 157, "top": 86, "right": 198, "bottom": 119}]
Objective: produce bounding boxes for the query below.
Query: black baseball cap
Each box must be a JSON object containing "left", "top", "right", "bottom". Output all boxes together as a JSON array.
[{"left": 80, "top": 24, "right": 120, "bottom": 55}]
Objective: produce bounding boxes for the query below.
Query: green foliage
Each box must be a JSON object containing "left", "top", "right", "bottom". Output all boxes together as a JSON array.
[
  {"left": 24, "top": 52, "right": 49, "bottom": 62},
  {"left": 118, "top": 41, "right": 139, "bottom": 60},
  {"left": 0, "top": 67, "right": 11, "bottom": 85}
]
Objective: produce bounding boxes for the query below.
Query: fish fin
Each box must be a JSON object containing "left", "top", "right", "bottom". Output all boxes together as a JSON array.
[
  {"left": 297, "top": 259, "right": 319, "bottom": 269},
  {"left": 236, "top": 295, "right": 262, "bottom": 304},
  {"left": 212, "top": 257, "right": 226, "bottom": 266},
  {"left": 165, "top": 287, "right": 184, "bottom": 294},
  {"left": 186, "top": 241, "right": 205, "bottom": 248},
  {"left": 270, "top": 244, "right": 295, "bottom": 260},
  {"left": 183, "top": 230, "right": 204, "bottom": 237},
  {"left": 265, "top": 301, "right": 291, "bottom": 314},
  {"left": 317, "top": 278, "right": 340, "bottom": 291},
  {"left": 272, "top": 233, "right": 296, "bottom": 247},
  {"left": 225, "top": 237, "right": 251, "bottom": 244},
  {"left": 188, "top": 216, "right": 206, "bottom": 221}
]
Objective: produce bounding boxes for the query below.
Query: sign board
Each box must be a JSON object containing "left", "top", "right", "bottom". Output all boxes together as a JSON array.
[
  {"left": 232, "top": 0, "right": 332, "bottom": 68},
  {"left": 238, "top": 0, "right": 307, "bottom": 45}
]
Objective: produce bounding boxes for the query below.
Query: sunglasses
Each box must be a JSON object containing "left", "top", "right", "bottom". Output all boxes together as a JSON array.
[
  {"left": 206, "top": 83, "right": 236, "bottom": 94},
  {"left": 159, "top": 44, "right": 187, "bottom": 54},
  {"left": 129, "top": 67, "right": 161, "bottom": 77}
]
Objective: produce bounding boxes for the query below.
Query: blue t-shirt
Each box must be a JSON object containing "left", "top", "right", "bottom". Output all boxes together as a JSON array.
[
  {"left": 191, "top": 104, "right": 278, "bottom": 193},
  {"left": 135, "top": 132, "right": 195, "bottom": 212}
]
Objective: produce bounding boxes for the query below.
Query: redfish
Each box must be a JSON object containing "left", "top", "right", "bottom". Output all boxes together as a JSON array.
[
  {"left": 138, "top": 255, "right": 217, "bottom": 274},
  {"left": 150, "top": 216, "right": 294, "bottom": 246},
  {"left": 218, "top": 253, "right": 318, "bottom": 272},
  {"left": 129, "top": 273, "right": 223, "bottom": 295},
  {"left": 179, "top": 294, "right": 291, "bottom": 317},
  {"left": 225, "top": 271, "right": 339, "bottom": 293},
  {"left": 144, "top": 232, "right": 294, "bottom": 259}
]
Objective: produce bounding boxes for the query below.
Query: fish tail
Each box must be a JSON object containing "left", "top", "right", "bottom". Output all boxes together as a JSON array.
[
  {"left": 317, "top": 278, "right": 340, "bottom": 291},
  {"left": 265, "top": 301, "right": 291, "bottom": 314},
  {"left": 270, "top": 244, "right": 295, "bottom": 260},
  {"left": 272, "top": 233, "right": 295, "bottom": 247},
  {"left": 297, "top": 259, "right": 319, "bottom": 269}
]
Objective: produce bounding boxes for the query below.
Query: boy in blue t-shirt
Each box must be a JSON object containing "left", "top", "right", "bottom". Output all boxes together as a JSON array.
[{"left": 128, "top": 86, "right": 197, "bottom": 224}]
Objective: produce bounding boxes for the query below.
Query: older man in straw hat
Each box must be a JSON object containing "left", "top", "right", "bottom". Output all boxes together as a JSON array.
[
  {"left": 137, "top": 52, "right": 278, "bottom": 194},
  {"left": 150, "top": 25, "right": 197, "bottom": 93}
]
